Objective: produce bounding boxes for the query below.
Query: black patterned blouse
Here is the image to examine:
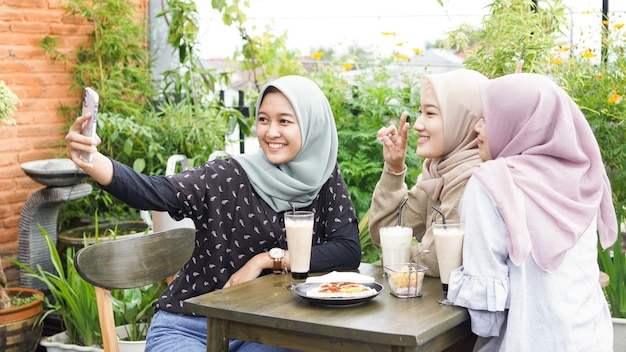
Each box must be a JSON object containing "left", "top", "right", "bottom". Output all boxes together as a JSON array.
[{"left": 102, "top": 158, "right": 361, "bottom": 315}]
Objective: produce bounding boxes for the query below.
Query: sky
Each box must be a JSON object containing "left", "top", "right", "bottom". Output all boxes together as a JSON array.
[{"left": 195, "top": 0, "right": 626, "bottom": 59}]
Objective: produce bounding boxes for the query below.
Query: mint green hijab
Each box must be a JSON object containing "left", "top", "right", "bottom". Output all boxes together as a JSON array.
[{"left": 234, "top": 75, "right": 338, "bottom": 212}]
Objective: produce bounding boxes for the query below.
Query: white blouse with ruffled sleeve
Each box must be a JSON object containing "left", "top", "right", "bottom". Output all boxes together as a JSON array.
[{"left": 448, "top": 177, "right": 613, "bottom": 352}]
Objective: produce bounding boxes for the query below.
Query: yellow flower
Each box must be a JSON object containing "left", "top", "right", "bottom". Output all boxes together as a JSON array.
[
  {"left": 555, "top": 46, "right": 570, "bottom": 52},
  {"left": 342, "top": 63, "right": 353, "bottom": 70},
  {"left": 602, "top": 20, "right": 609, "bottom": 25},
  {"left": 582, "top": 10, "right": 592, "bottom": 15},
  {"left": 395, "top": 42, "right": 403, "bottom": 47},
  {"left": 615, "top": 23, "right": 624, "bottom": 29},
  {"left": 549, "top": 57, "right": 563, "bottom": 65},
  {"left": 381, "top": 31, "right": 397, "bottom": 37},
  {"left": 311, "top": 51, "right": 324, "bottom": 60},
  {"left": 597, "top": 73, "right": 604, "bottom": 79},
  {"left": 608, "top": 92, "right": 622, "bottom": 104},
  {"left": 393, "top": 54, "right": 410, "bottom": 61},
  {"left": 412, "top": 48, "right": 423, "bottom": 55},
  {"left": 582, "top": 49, "right": 597, "bottom": 59}
]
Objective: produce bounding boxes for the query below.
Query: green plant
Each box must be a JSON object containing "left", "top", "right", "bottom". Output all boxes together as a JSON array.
[
  {"left": 0, "top": 80, "right": 19, "bottom": 126},
  {"left": 9, "top": 291, "right": 43, "bottom": 307},
  {"left": 308, "top": 55, "right": 423, "bottom": 263},
  {"left": 444, "top": 0, "right": 568, "bottom": 78},
  {"left": 598, "top": 221, "right": 626, "bottom": 319},
  {"left": 40, "top": 0, "right": 155, "bottom": 227},
  {"left": 112, "top": 282, "right": 162, "bottom": 341},
  {"left": 40, "top": 0, "right": 155, "bottom": 118},
  {"left": 9, "top": 225, "right": 102, "bottom": 347},
  {"left": 547, "top": 10, "right": 626, "bottom": 319},
  {"left": 49, "top": 0, "right": 232, "bottom": 228}
]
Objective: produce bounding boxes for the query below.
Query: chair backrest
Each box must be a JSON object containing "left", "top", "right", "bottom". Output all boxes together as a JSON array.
[{"left": 75, "top": 227, "right": 195, "bottom": 352}]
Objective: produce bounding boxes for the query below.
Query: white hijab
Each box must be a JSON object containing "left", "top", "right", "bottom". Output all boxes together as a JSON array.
[
  {"left": 417, "top": 69, "right": 488, "bottom": 201},
  {"left": 234, "top": 75, "right": 338, "bottom": 212}
]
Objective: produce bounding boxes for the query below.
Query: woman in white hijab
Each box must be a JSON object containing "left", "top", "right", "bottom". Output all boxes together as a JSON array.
[
  {"left": 448, "top": 73, "right": 617, "bottom": 351},
  {"left": 369, "top": 69, "right": 488, "bottom": 277},
  {"left": 65, "top": 75, "right": 361, "bottom": 352}
]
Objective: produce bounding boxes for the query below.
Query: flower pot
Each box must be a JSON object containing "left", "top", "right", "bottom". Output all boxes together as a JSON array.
[
  {"left": 613, "top": 317, "right": 626, "bottom": 352},
  {"left": 40, "top": 331, "right": 103, "bottom": 352},
  {"left": 115, "top": 324, "right": 147, "bottom": 352},
  {"left": 0, "top": 287, "right": 44, "bottom": 352}
]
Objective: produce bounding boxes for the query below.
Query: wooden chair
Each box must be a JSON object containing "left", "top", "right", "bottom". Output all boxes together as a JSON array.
[{"left": 74, "top": 227, "right": 195, "bottom": 352}]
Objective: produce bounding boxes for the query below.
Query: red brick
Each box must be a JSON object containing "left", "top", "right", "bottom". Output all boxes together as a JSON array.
[
  {"left": 0, "top": 178, "right": 15, "bottom": 191},
  {"left": 10, "top": 21, "right": 50, "bottom": 34},
  {"left": 6, "top": 0, "right": 47, "bottom": 7},
  {"left": 0, "top": 8, "right": 24, "bottom": 21},
  {"left": 0, "top": 190, "right": 31, "bottom": 205},
  {"left": 0, "top": 32, "right": 24, "bottom": 46},
  {"left": 0, "top": 138, "right": 25, "bottom": 153},
  {"left": 18, "top": 150, "right": 60, "bottom": 163},
  {"left": 0, "top": 152, "right": 19, "bottom": 166},
  {"left": 4, "top": 215, "right": 19, "bottom": 228},
  {"left": 50, "top": 23, "right": 92, "bottom": 36},
  {"left": 0, "top": 59, "right": 32, "bottom": 74},
  {"left": 8, "top": 46, "right": 47, "bottom": 59},
  {"left": 0, "top": 205, "right": 13, "bottom": 218},
  {"left": 23, "top": 9, "right": 64, "bottom": 23},
  {"left": 0, "top": 164, "right": 24, "bottom": 178}
]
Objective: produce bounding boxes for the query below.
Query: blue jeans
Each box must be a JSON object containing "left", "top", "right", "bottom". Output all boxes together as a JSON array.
[{"left": 145, "top": 310, "right": 300, "bottom": 352}]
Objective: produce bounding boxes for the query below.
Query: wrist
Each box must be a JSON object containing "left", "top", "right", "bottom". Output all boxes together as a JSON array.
[
  {"left": 386, "top": 163, "right": 406, "bottom": 175},
  {"left": 268, "top": 247, "right": 285, "bottom": 274}
]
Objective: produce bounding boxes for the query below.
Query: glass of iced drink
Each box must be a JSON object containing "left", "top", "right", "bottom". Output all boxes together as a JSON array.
[
  {"left": 285, "top": 210, "right": 314, "bottom": 283},
  {"left": 379, "top": 226, "right": 413, "bottom": 275},
  {"left": 432, "top": 220, "right": 464, "bottom": 305}
]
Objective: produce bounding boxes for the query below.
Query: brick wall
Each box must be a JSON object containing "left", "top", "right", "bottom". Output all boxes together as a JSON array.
[{"left": 0, "top": 0, "right": 148, "bottom": 287}]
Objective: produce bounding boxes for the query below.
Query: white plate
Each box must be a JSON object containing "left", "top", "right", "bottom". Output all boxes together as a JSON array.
[{"left": 292, "top": 282, "right": 384, "bottom": 307}]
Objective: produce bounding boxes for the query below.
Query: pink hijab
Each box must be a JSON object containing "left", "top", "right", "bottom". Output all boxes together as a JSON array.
[{"left": 474, "top": 73, "right": 618, "bottom": 271}]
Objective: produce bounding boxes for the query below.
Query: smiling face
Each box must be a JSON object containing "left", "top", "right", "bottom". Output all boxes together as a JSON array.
[
  {"left": 414, "top": 86, "right": 445, "bottom": 159},
  {"left": 256, "top": 89, "right": 302, "bottom": 165},
  {"left": 474, "top": 117, "right": 492, "bottom": 161}
]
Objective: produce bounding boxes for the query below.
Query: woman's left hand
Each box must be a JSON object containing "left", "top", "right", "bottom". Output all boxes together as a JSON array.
[{"left": 377, "top": 112, "right": 410, "bottom": 173}]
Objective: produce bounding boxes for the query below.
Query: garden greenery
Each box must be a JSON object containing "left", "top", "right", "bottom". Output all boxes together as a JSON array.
[
  {"left": 41, "top": 0, "right": 229, "bottom": 228},
  {"left": 9, "top": 226, "right": 101, "bottom": 347}
]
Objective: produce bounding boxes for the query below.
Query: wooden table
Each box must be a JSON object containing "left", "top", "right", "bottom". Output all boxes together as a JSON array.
[{"left": 183, "top": 263, "right": 471, "bottom": 352}]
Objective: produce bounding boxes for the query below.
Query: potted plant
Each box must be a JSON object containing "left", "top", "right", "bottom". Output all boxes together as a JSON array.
[
  {"left": 112, "top": 282, "right": 162, "bottom": 352},
  {"left": 10, "top": 224, "right": 162, "bottom": 351},
  {"left": 9, "top": 225, "right": 103, "bottom": 351},
  {"left": 0, "top": 264, "right": 45, "bottom": 352}
]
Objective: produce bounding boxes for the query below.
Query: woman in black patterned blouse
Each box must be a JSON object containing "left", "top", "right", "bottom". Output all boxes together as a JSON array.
[{"left": 65, "top": 75, "right": 361, "bottom": 352}]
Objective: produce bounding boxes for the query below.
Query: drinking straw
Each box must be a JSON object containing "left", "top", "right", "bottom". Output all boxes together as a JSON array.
[
  {"left": 397, "top": 197, "right": 409, "bottom": 226},
  {"left": 431, "top": 205, "right": 446, "bottom": 225}
]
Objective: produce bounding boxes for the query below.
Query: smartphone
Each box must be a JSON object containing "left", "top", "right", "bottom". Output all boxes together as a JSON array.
[{"left": 79, "top": 87, "right": 99, "bottom": 163}]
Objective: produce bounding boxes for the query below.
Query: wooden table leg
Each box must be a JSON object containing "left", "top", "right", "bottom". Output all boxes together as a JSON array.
[{"left": 207, "top": 317, "right": 229, "bottom": 352}]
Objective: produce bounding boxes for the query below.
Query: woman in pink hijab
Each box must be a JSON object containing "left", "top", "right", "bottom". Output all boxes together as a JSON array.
[{"left": 448, "top": 73, "right": 618, "bottom": 351}]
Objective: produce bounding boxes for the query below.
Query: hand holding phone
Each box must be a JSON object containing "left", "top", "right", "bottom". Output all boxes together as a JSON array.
[{"left": 80, "top": 87, "right": 99, "bottom": 163}]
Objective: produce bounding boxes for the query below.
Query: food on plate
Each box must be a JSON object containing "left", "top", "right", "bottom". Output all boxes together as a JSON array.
[{"left": 305, "top": 282, "right": 377, "bottom": 298}]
